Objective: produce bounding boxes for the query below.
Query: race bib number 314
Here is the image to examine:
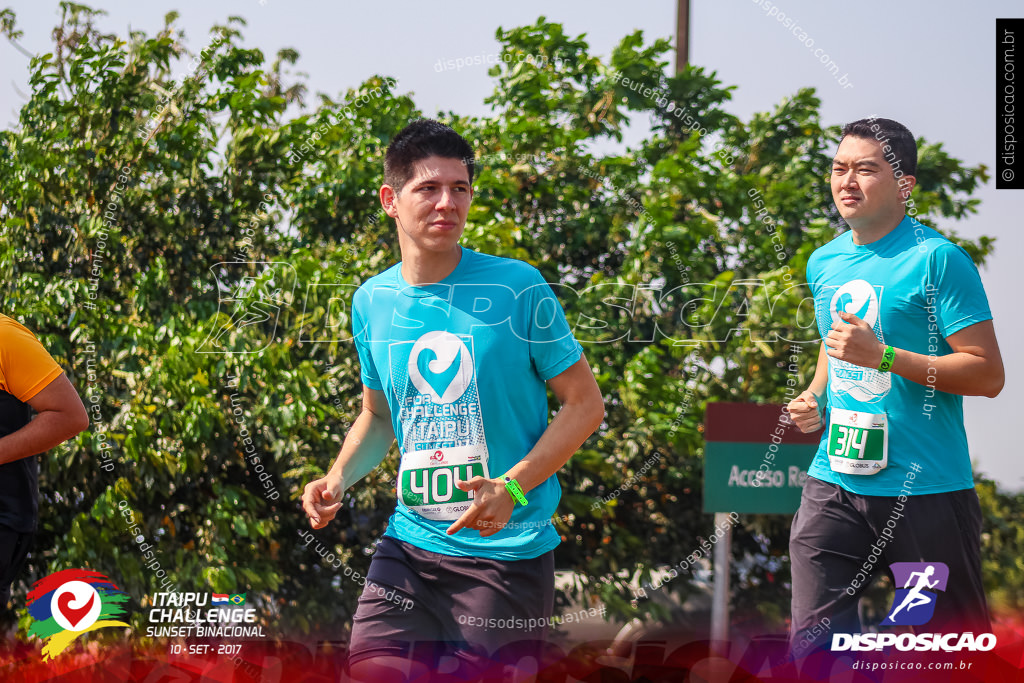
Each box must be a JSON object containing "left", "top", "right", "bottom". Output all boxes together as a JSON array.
[{"left": 827, "top": 408, "right": 888, "bottom": 475}]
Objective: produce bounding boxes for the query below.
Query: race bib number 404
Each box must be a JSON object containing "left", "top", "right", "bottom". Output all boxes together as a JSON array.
[
  {"left": 399, "top": 447, "right": 488, "bottom": 520},
  {"left": 827, "top": 408, "right": 888, "bottom": 475}
]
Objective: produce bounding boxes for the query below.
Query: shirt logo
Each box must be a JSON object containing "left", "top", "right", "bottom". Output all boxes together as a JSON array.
[
  {"left": 408, "top": 331, "right": 474, "bottom": 404},
  {"left": 829, "top": 279, "right": 879, "bottom": 328},
  {"left": 825, "top": 280, "right": 890, "bottom": 403}
]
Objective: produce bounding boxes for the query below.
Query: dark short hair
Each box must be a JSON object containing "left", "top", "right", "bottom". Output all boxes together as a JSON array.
[
  {"left": 839, "top": 117, "right": 917, "bottom": 178},
  {"left": 383, "top": 119, "right": 475, "bottom": 194}
]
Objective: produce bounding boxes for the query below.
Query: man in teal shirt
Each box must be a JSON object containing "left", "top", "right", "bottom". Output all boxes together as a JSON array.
[
  {"left": 301, "top": 119, "right": 604, "bottom": 679},
  {"left": 787, "top": 117, "right": 1004, "bottom": 654}
]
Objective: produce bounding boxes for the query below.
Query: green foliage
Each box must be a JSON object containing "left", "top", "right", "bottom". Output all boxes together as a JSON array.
[
  {"left": 976, "top": 474, "right": 1024, "bottom": 614},
  {"left": 0, "top": 5, "right": 1007, "bottom": 642}
]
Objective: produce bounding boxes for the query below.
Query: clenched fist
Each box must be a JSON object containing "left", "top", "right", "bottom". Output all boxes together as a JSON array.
[
  {"left": 787, "top": 390, "right": 824, "bottom": 433},
  {"left": 301, "top": 476, "right": 343, "bottom": 529},
  {"left": 825, "top": 311, "right": 885, "bottom": 368}
]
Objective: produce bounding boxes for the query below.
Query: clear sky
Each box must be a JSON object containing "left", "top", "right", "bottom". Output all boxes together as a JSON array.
[{"left": 2, "top": 0, "right": 1020, "bottom": 488}]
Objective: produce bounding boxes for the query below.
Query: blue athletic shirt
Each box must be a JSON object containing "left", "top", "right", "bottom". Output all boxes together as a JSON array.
[
  {"left": 351, "top": 246, "right": 583, "bottom": 560},
  {"left": 806, "top": 215, "right": 992, "bottom": 496}
]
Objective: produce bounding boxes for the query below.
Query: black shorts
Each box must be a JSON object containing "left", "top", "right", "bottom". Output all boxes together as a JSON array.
[
  {"left": 789, "top": 476, "right": 988, "bottom": 655},
  {"left": 347, "top": 536, "right": 555, "bottom": 673},
  {"left": 0, "top": 527, "right": 33, "bottom": 608}
]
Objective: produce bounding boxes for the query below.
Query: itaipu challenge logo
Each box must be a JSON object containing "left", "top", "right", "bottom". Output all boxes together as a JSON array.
[{"left": 27, "top": 569, "right": 130, "bottom": 660}]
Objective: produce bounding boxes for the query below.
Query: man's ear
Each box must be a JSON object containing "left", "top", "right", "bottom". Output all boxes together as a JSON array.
[
  {"left": 380, "top": 185, "right": 399, "bottom": 218},
  {"left": 898, "top": 175, "right": 916, "bottom": 199}
]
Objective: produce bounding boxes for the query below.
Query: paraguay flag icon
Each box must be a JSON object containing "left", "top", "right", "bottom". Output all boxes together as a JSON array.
[{"left": 26, "top": 569, "right": 130, "bottom": 660}]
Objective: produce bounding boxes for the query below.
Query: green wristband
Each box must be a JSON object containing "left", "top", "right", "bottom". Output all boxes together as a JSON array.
[
  {"left": 878, "top": 345, "right": 896, "bottom": 372},
  {"left": 502, "top": 476, "right": 528, "bottom": 506}
]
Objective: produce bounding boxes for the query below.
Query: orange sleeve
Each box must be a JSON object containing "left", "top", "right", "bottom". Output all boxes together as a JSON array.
[{"left": 0, "top": 315, "right": 64, "bottom": 403}]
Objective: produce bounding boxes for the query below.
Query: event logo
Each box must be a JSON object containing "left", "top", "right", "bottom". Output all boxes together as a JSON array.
[
  {"left": 147, "top": 591, "right": 264, "bottom": 638},
  {"left": 27, "top": 569, "right": 130, "bottom": 660},
  {"left": 882, "top": 562, "right": 949, "bottom": 626}
]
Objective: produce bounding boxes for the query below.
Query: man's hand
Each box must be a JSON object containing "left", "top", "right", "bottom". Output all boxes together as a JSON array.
[
  {"left": 301, "top": 476, "right": 343, "bottom": 529},
  {"left": 825, "top": 311, "right": 885, "bottom": 368},
  {"left": 446, "top": 477, "right": 515, "bottom": 537},
  {"left": 787, "top": 390, "right": 824, "bottom": 433}
]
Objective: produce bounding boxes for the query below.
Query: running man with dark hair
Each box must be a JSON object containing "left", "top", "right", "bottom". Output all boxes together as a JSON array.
[
  {"left": 786, "top": 117, "right": 1003, "bottom": 654},
  {"left": 301, "top": 119, "right": 605, "bottom": 680},
  {"left": 0, "top": 314, "right": 89, "bottom": 611}
]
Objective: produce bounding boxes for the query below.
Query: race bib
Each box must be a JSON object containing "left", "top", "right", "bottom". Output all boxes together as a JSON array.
[
  {"left": 826, "top": 408, "right": 888, "bottom": 475},
  {"left": 399, "top": 446, "right": 488, "bottom": 520}
]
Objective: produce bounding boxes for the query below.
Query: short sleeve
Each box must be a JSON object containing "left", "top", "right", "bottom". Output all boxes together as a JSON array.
[
  {"left": 522, "top": 270, "right": 583, "bottom": 381},
  {"left": 805, "top": 255, "right": 819, "bottom": 300},
  {"left": 805, "top": 255, "right": 827, "bottom": 339},
  {"left": 351, "top": 287, "right": 383, "bottom": 391},
  {"left": 927, "top": 243, "right": 993, "bottom": 338},
  {"left": 0, "top": 318, "right": 64, "bottom": 402}
]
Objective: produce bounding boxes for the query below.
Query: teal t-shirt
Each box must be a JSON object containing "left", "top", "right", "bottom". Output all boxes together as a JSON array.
[
  {"left": 351, "top": 246, "right": 583, "bottom": 560},
  {"left": 806, "top": 216, "right": 992, "bottom": 496}
]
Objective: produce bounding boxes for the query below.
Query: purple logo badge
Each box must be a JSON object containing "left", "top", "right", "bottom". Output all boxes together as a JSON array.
[{"left": 882, "top": 562, "right": 949, "bottom": 626}]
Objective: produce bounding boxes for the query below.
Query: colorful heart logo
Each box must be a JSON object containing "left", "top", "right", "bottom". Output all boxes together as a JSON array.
[
  {"left": 28, "top": 569, "right": 130, "bottom": 660},
  {"left": 56, "top": 591, "right": 95, "bottom": 629}
]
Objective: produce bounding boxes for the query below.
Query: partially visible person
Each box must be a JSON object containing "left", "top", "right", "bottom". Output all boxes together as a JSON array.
[{"left": 0, "top": 313, "right": 89, "bottom": 609}]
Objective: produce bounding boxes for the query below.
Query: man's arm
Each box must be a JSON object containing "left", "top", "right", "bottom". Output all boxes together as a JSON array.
[
  {"left": 787, "top": 342, "right": 829, "bottom": 433},
  {"left": 447, "top": 354, "right": 604, "bottom": 537},
  {"left": 888, "top": 320, "right": 1003, "bottom": 398},
  {"left": 0, "top": 373, "right": 89, "bottom": 466},
  {"left": 301, "top": 384, "right": 396, "bottom": 529},
  {"left": 826, "top": 313, "right": 1004, "bottom": 398}
]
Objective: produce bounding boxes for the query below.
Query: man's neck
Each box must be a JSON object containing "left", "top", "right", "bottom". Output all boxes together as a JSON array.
[
  {"left": 400, "top": 245, "right": 463, "bottom": 286},
  {"left": 849, "top": 214, "right": 906, "bottom": 245}
]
